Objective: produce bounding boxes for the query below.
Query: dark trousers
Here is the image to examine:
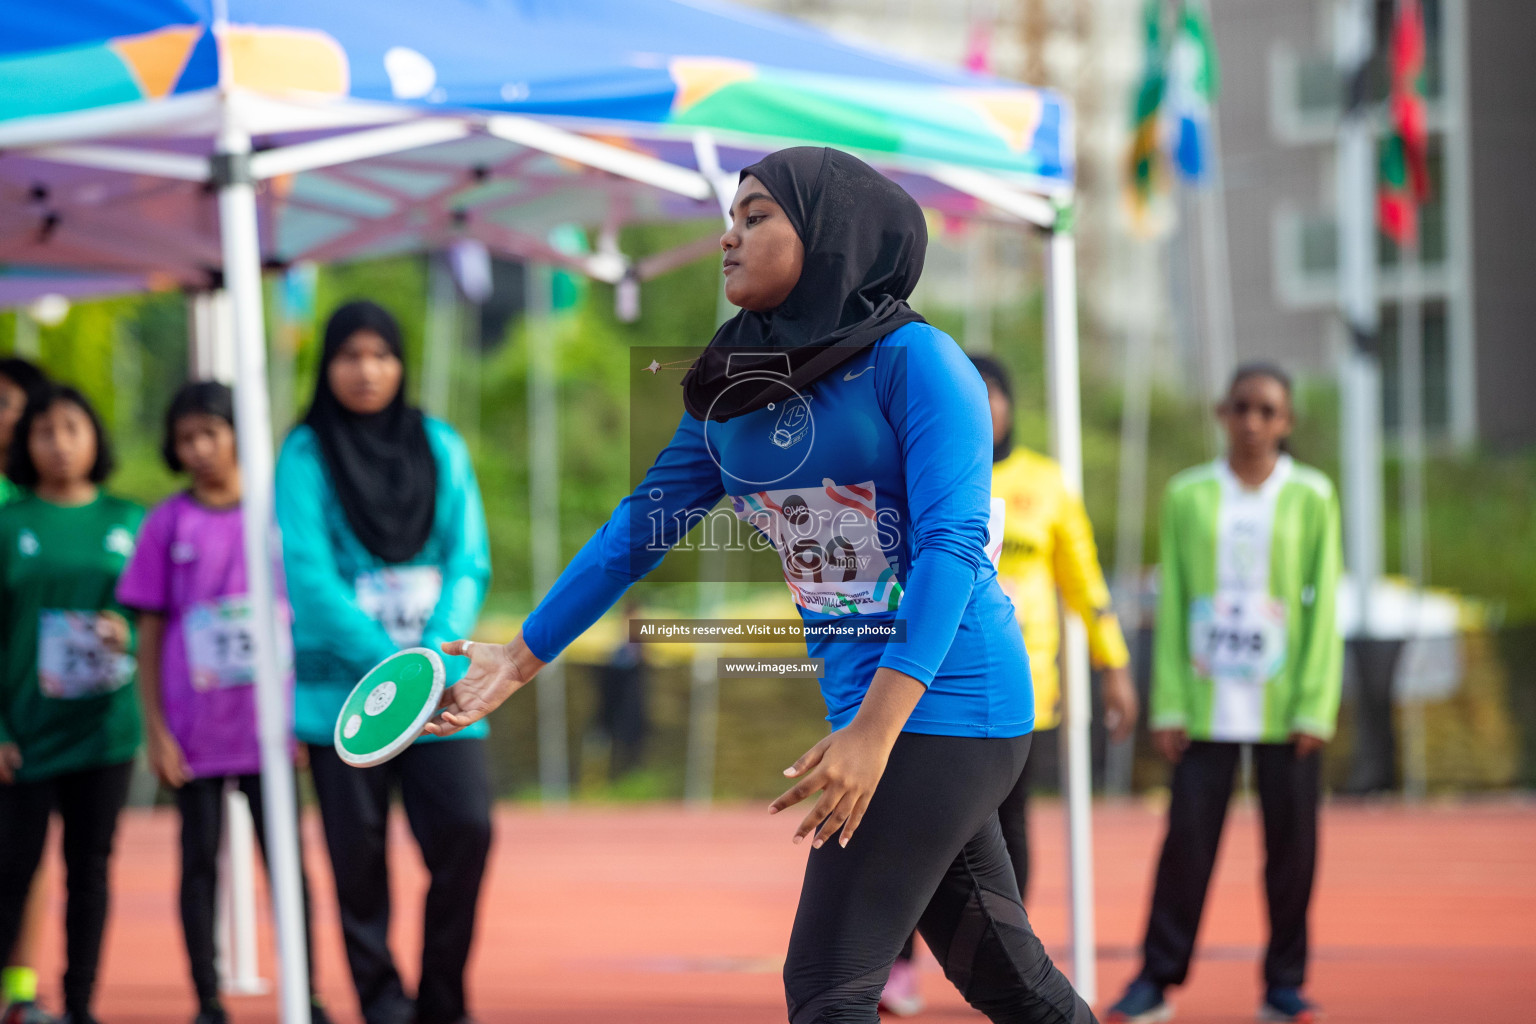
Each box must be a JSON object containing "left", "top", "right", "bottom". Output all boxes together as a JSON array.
[
  {"left": 997, "top": 737, "right": 1037, "bottom": 903},
  {"left": 784, "top": 732, "right": 1095, "bottom": 1024},
  {"left": 307, "top": 739, "right": 492, "bottom": 1024},
  {"left": 1140, "top": 741, "right": 1321, "bottom": 991},
  {"left": 175, "top": 773, "right": 320, "bottom": 1008},
  {"left": 895, "top": 732, "right": 1040, "bottom": 968},
  {"left": 0, "top": 761, "right": 133, "bottom": 1018}
]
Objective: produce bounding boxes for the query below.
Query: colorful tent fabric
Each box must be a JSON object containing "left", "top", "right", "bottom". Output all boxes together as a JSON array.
[
  {"left": 0, "top": 0, "right": 1072, "bottom": 288},
  {"left": 0, "top": 0, "right": 1070, "bottom": 186}
]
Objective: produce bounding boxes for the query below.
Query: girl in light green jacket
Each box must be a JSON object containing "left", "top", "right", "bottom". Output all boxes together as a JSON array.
[{"left": 1108, "top": 364, "right": 1342, "bottom": 1024}]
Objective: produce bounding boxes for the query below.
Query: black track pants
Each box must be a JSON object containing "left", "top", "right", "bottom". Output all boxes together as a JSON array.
[
  {"left": 0, "top": 762, "right": 132, "bottom": 1018},
  {"left": 308, "top": 739, "right": 493, "bottom": 1024},
  {"left": 175, "top": 773, "right": 321, "bottom": 1007},
  {"left": 783, "top": 732, "right": 1096, "bottom": 1024},
  {"left": 1139, "top": 740, "right": 1321, "bottom": 991}
]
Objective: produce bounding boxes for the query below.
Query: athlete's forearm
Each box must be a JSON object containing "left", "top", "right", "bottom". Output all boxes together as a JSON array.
[
  {"left": 134, "top": 611, "right": 170, "bottom": 734},
  {"left": 846, "top": 667, "right": 926, "bottom": 747}
]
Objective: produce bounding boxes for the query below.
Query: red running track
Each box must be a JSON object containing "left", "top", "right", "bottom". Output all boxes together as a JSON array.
[{"left": 25, "top": 799, "right": 1536, "bottom": 1023}]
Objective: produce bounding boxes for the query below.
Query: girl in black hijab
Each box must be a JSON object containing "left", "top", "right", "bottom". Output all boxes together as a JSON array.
[
  {"left": 276, "top": 300, "right": 493, "bottom": 1024},
  {"left": 432, "top": 148, "right": 1097, "bottom": 1024},
  {"left": 304, "top": 301, "right": 437, "bottom": 563}
]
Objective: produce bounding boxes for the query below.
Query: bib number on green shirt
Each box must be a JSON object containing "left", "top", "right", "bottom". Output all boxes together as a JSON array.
[
  {"left": 1190, "top": 591, "right": 1287, "bottom": 686},
  {"left": 38, "top": 610, "right": 132, "bottom": 699}
]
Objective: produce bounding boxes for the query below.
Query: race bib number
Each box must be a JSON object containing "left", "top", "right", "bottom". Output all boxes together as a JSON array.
[
  {"left": 733, "top": 480, "right": 901, "bottom": 617},
  {"left": 184, "top": 596, "right": 289, "bottom": 691},
  {"left": 356, "top": 566, "right": 443, "bottom": 647},
  {"left": 1190, "top": 590, "right": 1287, "bottom": 685},
  {"left": 38, "top": 610, "right": 132, "bottom": 700}
]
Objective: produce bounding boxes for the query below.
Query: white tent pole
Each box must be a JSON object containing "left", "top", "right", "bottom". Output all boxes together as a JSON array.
[
  {"left": 1044, "top": 216, "right": 1096, "bottom": 1004},
  {"left": 215, "top": 119, "right": 311, "bottom": 1024}
]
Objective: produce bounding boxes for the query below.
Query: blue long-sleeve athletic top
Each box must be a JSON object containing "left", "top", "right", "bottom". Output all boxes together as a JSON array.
[
  {"left": 523, "top": 322, "right": 1033, "bottom": 737},
  {"left": 276, "top": 418, "right": 492, "bottom": 745}
]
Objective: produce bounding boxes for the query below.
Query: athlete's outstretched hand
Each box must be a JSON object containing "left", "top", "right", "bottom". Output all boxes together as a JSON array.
[
  {"left": 425, "top": 635, "right": 545, "bottom": 738},
  {"left": 769, "top": 667, "right": 926, "bottom": 849}
]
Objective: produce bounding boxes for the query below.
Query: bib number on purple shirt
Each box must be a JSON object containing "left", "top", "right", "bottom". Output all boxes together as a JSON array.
[{"left": 185, "top": 596, "right": 280, "bottom": 691}]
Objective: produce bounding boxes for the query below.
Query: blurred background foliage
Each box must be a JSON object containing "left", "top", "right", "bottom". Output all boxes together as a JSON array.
[{"left": 2, "top": 228, "right": 1532, "bottom": 799}]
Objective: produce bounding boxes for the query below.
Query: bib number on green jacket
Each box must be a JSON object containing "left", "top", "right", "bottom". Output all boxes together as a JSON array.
[{"left": 1190, "top": 590, "right": 1287, "bottom": 686}]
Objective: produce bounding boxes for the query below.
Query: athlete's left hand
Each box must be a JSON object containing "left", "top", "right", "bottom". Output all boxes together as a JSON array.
[
  {"left": 770, "top": 723, "right": 893, "bottom": 849},
  {"left": 1291, "top": 732, "right": 1326, "bottom": 759}
]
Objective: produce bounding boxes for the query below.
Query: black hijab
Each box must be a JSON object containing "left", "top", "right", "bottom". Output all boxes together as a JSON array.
[
  {"left": 305, "top": 301, "right": 437, "bottom": 564},
  {"left": 681, "top": 147, "right": 928, "bottom": 423}
]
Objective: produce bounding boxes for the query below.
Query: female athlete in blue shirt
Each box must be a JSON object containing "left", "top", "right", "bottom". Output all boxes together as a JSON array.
[{"left": 431, "top": 147, "right": 1096, "bottom": 1024}]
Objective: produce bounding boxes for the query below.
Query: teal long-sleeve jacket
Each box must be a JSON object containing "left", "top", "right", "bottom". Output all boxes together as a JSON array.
[{"left": 276, "top": 418, "right": 491, "bottom": 745}]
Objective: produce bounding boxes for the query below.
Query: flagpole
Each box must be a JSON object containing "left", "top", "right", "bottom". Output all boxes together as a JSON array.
[
  {"left": 1336, "top": 0, "right": 1384, "bottom": 642},
  {"left": 1398, "top": 223, "right": 1429, "bottom": 801},
  {"left": 1186, "top": 0, "right": 1236, "bottom": 410}
]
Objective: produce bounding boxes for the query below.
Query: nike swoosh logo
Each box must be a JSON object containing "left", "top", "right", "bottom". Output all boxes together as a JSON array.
[{"left": 843, "top": 366, "right": 874, "bottom": 381}]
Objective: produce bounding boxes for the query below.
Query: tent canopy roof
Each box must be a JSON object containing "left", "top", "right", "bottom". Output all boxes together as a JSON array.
[
  {"left": 0, "top": 0, "right": 1070, "bottom": 186},
  {"left": 0, "top": 0, "right": 1072, "bottom": 291}
]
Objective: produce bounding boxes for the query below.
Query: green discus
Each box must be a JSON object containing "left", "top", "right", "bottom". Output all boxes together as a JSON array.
[{"left": 334, "top": 647, "right": 445, "bottom": 768}]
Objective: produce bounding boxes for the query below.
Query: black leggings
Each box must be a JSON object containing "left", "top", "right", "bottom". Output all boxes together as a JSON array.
[
  {"left": 0, "top": 761, "right": 133, "bottom": 1018},
  {"left": 307, "top": 739, "right": 493, "bottom": 1024},
  {"left": 783, "top": 732, "right": 1095, "bottom": 1024},
  {"left": 175, "top": 773, "right": 320, "bottom": 1008}
]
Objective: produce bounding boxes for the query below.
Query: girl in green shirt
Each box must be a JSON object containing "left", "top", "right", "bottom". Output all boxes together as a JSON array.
[
  {"left": 0, "top": 384, "right": 143, "bottom": 1024},
  {"left": 1108, "top": 365, "right": 1342, "bottom": 1024},
  {"left": 0, "top": 356, "right": 53, "bottom": 1024}
]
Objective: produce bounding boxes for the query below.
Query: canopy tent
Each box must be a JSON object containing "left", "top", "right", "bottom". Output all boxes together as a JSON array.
[{"left": 0, "top": 0, "right": 1097, "bottom": 1014}]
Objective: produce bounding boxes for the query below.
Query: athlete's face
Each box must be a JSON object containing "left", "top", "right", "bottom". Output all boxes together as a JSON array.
[
  {"left": 29, "top": 400, "right": 97, "bottom": 488},
  {"left": 328, "top": 329, "right": 402, "bottom": 415},
  {"left": 173, "top": 412, "right": 238, "bottom": 491},
  {"left": 1218, "top": 374, "right": 1292, "bottom": 460},
  {"left": 720, "top": 174, "right": 804, "bottom": 312},
  {"left": 986, "top": 383, "right": 1012, "bottom": 445}
]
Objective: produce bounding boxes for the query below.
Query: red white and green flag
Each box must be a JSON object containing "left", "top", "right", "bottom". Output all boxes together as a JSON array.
[{"left": 1379, "top": 0, "right": 1431, "bottom": 245}]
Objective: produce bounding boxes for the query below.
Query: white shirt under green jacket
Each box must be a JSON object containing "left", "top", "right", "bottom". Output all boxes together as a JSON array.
[{"left": 1152, "top": 455, "right": 1344, "bottom": 743}]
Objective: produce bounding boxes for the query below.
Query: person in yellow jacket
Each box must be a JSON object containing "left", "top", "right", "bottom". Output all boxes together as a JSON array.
[
  {"left": 975, "top": 354, "right": 1139, "bottom": 899},
  {"left": 879, "top": 356, "right": 1139, "bottom": 1018}
]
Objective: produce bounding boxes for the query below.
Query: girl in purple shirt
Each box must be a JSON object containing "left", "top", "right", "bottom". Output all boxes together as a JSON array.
[{"left": 116, "top": 382, "right": 329, "bottom": 1024}]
